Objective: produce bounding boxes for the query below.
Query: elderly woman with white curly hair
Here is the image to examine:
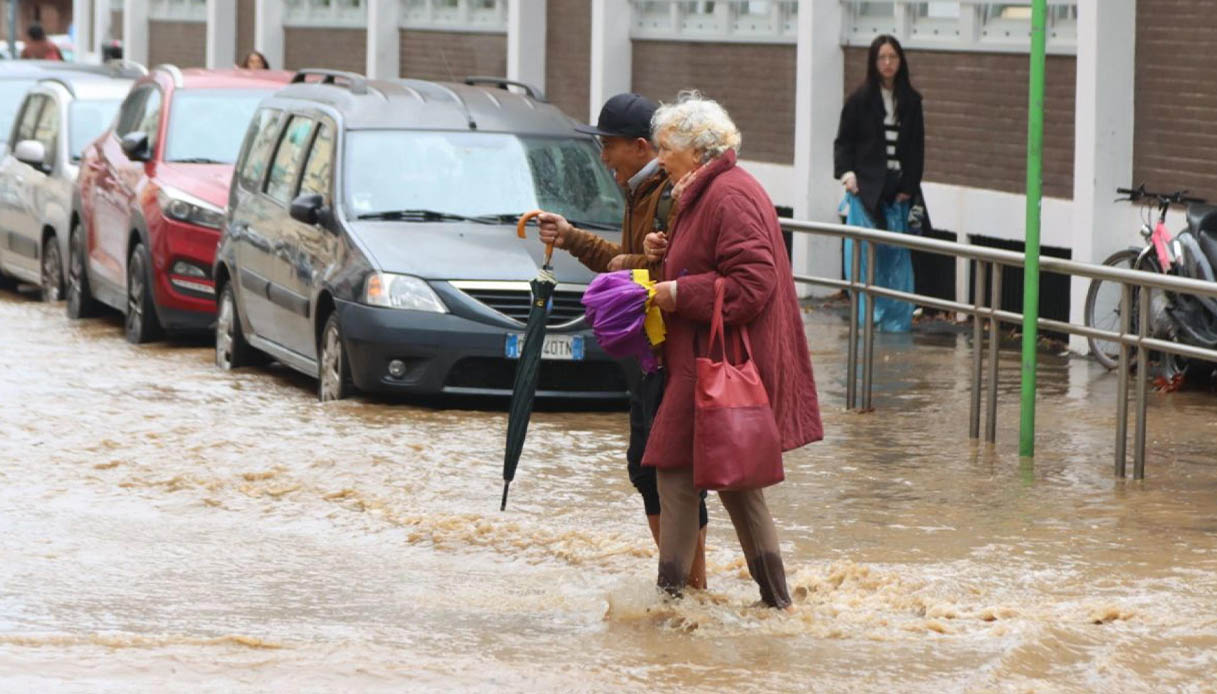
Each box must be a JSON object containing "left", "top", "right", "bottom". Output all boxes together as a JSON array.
[{"left": 640, "top": 92, "right": 823, "bottom": 609}]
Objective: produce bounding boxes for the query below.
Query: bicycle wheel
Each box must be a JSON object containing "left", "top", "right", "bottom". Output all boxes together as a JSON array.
[
  {"left": 1085, "top": 248, "right": 1140, "bottom": 369},
  {"left": 1133, "top": 253, "right": 1189, "bottom": 382}
]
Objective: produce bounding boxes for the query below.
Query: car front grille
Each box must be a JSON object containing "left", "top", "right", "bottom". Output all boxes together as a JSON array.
[{"left": 452, "top": 282, "right": 587, "bottom": 327}]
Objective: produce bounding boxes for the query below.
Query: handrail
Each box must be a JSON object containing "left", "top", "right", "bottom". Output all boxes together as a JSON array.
[{"left": 780, "top": 217, "right": 1217, "bottom": 481}]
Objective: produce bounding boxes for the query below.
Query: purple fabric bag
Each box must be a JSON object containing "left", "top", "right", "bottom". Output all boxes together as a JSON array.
[{"left": 581, "top": 270, "right": 660, "bottom": 373}]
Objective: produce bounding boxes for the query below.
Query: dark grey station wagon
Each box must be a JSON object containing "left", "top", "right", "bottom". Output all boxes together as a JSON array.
[{"left": 213, "top": 70, "right": 628, "bottom": 401}]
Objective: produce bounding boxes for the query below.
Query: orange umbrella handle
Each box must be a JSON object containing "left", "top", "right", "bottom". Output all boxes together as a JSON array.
[{"left": 517, "top": 210, "right": 553, "bottom": 265}]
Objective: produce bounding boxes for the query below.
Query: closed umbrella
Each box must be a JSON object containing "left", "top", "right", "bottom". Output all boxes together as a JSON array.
[{"left": 501, "top": 210, "right": 555, "bottom": 510}]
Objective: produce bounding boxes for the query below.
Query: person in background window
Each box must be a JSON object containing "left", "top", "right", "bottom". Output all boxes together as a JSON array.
[
  {"left": 21, "top": 24, "right": 63, "bottom": 61},
  {"left": 239, "top": 51, "right": 269, "bottom": 70},
  {"left": 833, "top": 34, "right": 925, "bottom": 333}
]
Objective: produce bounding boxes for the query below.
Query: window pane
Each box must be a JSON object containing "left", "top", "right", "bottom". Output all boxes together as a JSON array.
[
  {"left": 266, "top": 116, "right": 315, "bottom": 204},
  {"left": 164, "top": 89, "right": 274, "bottom": 164},
  {"left": 34, "top": 97, "right": 59, "bottom": 153},
  {"left": 138, "top": 89, "right": 162, "bottom": 152},
  {"left": 857, "top": 2, "right": 894, "bottom": 18},
  {"left": 16, "top": 96, "right": 44, "bottom": 143},
  {"left": 299, "top": 122, "right": 334, "bottom": 201},
  {"left": 0, "top": 81, "right": 36, "bottom": 146},
  {"left": 115, "top": 89, "right": 148, "bottom": 137},
  {"left": 238, "top": 108, "right": 284, "bottom": 190},
  {"left": 68, "top": 99, "right": 122, "bottom": 161}
]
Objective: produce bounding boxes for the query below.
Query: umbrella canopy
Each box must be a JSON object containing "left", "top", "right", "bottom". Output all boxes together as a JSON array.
[
  {"left": 581, "top": 269, "right": 666, "bottom": 373},
  {"left": 501, "top": 210, "right": 556, "bottom": 510}
]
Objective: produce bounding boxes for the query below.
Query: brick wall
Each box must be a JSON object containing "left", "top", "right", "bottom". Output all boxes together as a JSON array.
[
  {"left": 845, "top": 47, "right": 1076, "bottom": 199},
  {"left": 148, "top": 20, "right": 206, "bottom": 68},
  {"left": 284, "top": 27, "right": 366, "bottom": 73},
  {"left": 236, "top": 0, "right": 256, "bottom": 67},
  {"left": 399, "top": 30, "right": 507, "bottom": 82},
  {"left": 631, "top": 41, "right": 796, "bottom": 165},
  {"left": 1133, "top": 0, "right": 1217, "bottom": 201},
  {"left": 545, "top": 0, "right": 590, "bottom": 121}
]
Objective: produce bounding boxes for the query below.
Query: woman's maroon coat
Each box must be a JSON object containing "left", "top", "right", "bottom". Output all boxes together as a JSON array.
[{"left": 642, "top": 150, "right": 823, "bottom": 471}]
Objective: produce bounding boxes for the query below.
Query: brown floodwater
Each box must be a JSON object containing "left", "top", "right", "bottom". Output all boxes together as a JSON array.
[{"left": 2, "top": 286, "right": 1217, "bottom": 693}]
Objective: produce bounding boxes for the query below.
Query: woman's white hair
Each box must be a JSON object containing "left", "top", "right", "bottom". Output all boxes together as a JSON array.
[{"left": 651, "top": 90, "right": 742, "bottom": 164}]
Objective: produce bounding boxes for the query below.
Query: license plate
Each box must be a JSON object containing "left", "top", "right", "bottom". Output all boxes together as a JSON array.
[{"left": 504, "top": 333, "right": 584, "bottom": 361}]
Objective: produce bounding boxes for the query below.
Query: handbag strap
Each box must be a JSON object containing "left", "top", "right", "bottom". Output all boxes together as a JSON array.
[{"left": 707, "top": 277, "right": 754, "bottom": 363}]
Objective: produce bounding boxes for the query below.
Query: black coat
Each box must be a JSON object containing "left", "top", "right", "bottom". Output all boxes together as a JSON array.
[{"left": 833, "top": 85, "right": 925, "bottom": 228}]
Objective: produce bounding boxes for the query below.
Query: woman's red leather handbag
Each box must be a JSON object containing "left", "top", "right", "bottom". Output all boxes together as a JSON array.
[{"left": 693, "top": 278, "right": 784, "bottom": 491}]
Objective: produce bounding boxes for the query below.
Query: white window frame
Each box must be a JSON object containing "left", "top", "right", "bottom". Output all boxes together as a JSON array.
[
  {"left": 283, "top": 0, "right": 368, "bottom": 29},
  {"left": 399, "top": 0, "right": 509, "bottom": 34},
  {"left": 148, "top": 0, "right": 207, "bottom": 23},
  {"left": 630, "top": 1, "right": 798, "bottom": 44},
  {"left": 841, "top": 1, "right": 1079, "bottom": 55}
]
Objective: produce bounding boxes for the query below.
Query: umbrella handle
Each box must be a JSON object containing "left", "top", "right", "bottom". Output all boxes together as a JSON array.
[{"left": 517, "top": 210, "right": 554, "bottom": 265}]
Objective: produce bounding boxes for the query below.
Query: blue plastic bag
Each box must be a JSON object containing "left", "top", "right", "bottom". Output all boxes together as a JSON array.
[{"left": 841, "top": 192, "right": 915, "bottom": 333}]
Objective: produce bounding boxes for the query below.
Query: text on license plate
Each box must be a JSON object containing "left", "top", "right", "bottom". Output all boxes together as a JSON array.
[{"left": 504, "top": 334, "right": 584, "bottom": 361}]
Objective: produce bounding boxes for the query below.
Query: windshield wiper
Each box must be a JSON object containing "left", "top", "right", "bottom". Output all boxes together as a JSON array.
[
  {"left": 476, "top": 212, "right": 618, "bottom": 231},
  {"left": 171, "top": 157, "right": 226, "bottom": 164},
  {"left": 356, "top": 209, "right": 488, "bottom": 223}
]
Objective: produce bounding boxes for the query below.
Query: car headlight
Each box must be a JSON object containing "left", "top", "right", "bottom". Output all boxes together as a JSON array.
[
  {"left": 156, "top": 184, "right": 225, "bottom": 229},
  {"left": 363, "top": 273, "right": 447, "bottom": 313}
]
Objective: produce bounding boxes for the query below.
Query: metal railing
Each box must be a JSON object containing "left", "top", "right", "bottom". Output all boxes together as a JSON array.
[{"left": 780, "top": 218, "right": 1217, "bottom": 480}]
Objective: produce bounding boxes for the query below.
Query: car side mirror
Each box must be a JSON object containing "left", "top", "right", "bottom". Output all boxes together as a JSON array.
[
  {"left": 120, "top": 131, "right": 149, "bottom": 161},
  {"left": 289, "top": 193, "right": 325, "bottom": 225},
  {"left": 14, "top": 139, "right": 47, "bottom": 169}
]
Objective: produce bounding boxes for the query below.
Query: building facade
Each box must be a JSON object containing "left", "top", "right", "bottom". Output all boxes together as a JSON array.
[{"left": 70, "top": 0, "right": 1211, "bottom": 352}]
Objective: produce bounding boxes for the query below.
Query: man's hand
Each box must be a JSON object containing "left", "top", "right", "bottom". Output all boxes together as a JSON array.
[
  {"left": 654, "top": 281, "right": 677, "bottom": 312},
  {"left": 607, "top": 254, "right": 629, "bottom": 271},
  {"left": 895, "top": 192, "right": 912, "bottom": 203},
  {"left": 644, "top": 232, "right": 668, "bottom": 263},
  {"left": 842, "top": 172, "right": 859, "bottom": 195},
  {"left": 537, "top": 212, "right": 573, "bottom": 249}
]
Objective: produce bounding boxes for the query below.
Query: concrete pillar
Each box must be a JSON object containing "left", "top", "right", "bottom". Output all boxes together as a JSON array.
[
  {"left": 1068, "top": 0, "right": 1136, "bottom": 353},
  {"left": 367, "top": 0, "right": 399, "bottom": 79},
  {"left": 73, "top": 0, "right": 93, "bottom": 60},
  {"left": 255, "top": 0, "right": 285, "bottom": 73},
  {"left": 589, "top": 0, "right": 631, "bottom": 123},
  {"left": 206, "top": 0, "right": 237, "bottom": 69},
  {"left": 122, "top": 0, "right": 148, "bottom": 66},
  {"left": 507, "top": 0, "right": 546, "bottom": 94},
  {"left": 791, "top": 0, "right": 844, "bottom": 296},
  {"left": 92, "top": 0, "right": 110, "bottom": 57}
]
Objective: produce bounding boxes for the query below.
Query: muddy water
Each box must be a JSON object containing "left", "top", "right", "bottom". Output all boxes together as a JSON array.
[{"left": 2, "top": 287, "right": 1217, "bottom": 693}]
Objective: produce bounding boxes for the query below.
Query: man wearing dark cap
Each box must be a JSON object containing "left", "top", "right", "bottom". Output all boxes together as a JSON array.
[{"left": 536, "top": 93, "right": 708, "bottom": 589}]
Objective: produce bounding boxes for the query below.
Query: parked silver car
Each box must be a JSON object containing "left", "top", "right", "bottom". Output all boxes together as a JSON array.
[{"left": 0, "top": 71, "right": 138, "bottom": 299}]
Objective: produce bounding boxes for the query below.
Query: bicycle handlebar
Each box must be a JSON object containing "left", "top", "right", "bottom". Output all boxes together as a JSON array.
[{"left": 1116, "top": 185, "right": 1206, "bottom": 205}]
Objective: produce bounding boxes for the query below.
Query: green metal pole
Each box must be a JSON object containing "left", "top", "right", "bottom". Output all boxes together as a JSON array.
[{"left": 1019, "top": 0, "right": 1048, "bottom": 458}]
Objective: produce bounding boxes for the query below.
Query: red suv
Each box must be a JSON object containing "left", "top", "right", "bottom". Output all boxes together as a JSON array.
[{"left": 67, "top": 65, "right": 289, "bottom": 342}]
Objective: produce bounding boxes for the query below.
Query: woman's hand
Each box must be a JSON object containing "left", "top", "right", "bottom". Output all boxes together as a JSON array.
[
  {"left": 644, "top": 232, "right": 668, "bottom": 263},
  {"left": 895, "top": 193, "right": 912, "bottom": 203},
  {"left": 842, "top": 172, "right": 859, "bottom": 195},
  {"left": 654, "top": 281, "right": 677, "bottom": 312}
]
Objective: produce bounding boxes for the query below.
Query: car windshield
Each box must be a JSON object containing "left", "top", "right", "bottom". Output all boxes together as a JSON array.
[
  {"left": 68, "top": 98, "right": 121, "bottom": 161},
  {"left": 344, "top": 131, "right": 624, "bottom": 227},
  {"left": 164, "top": 89, "right": 273, "bottom": 164},
  {"left": 0, "top": 79, "right": 35, "bottom": 146}
]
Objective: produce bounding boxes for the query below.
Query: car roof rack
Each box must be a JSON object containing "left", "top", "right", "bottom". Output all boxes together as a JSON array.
[
  {"left": 291, "top": 68, "right": 368, "bottom": 95},
  {"left": 463, "top": 76, "right": 546, "bottom": 102},
  {"left": 152, "top": 63, "right": 184, "bottom": 87},
  {"left": 106, "top": 59, "right": 148, "bottom": 79},
  {"left": 37, "top": 77, "right": 75, "bottom": 97}
]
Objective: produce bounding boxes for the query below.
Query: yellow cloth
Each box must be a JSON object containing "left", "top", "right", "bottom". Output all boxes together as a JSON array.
[{"left": 631, "top": 269, "right": 666, "bottom": 347}]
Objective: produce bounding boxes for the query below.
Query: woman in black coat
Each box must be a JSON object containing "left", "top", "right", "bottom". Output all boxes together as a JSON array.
[{"left": 833, "top": 34, "right": 924, "bottom": 332}]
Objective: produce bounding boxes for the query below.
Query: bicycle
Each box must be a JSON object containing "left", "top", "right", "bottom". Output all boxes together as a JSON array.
[{"left": 1084, "top": 185, "right": 1206, "bottom": 371}]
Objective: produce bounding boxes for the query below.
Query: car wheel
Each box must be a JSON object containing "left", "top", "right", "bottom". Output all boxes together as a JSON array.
[
  {"left": 215, "top": 282, "right": 259, "bottom": 370},
  {"left": 318, "top": 313, "right": 353, "bottom": 402},
  {"left": 125, "top": 242, "right": 162, "bottom": 344},
  {"left": 66, "top": 223, "right": 97, "bottom": 318},
  {"left": 40, "top": 235, "right": 64, "bottom": 302}
]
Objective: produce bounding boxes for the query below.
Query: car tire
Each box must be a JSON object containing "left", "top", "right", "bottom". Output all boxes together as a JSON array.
[
  {"left": 124, "top": 242, "right": 162, "bottom": 344},
  {"left": 40, "top": 235, "right": 64, "bottom": 302},
  {"left": 318, "top": 312, "right": 353, "bottom": 402},
  {"left": 215, "top": 282, "right": 259, "bottom": 370},
  {"left": 66, "top": 223, "right": 97, "bottom": 318}
]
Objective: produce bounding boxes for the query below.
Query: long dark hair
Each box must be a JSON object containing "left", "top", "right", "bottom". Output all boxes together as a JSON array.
[{"left": 858, "top": 34, "right": 916, "bottom": 121}]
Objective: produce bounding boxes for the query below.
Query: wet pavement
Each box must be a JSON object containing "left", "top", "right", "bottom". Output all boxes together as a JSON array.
[{"left": 2, "top": 285, "right": 1217, "bottom": 693}]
